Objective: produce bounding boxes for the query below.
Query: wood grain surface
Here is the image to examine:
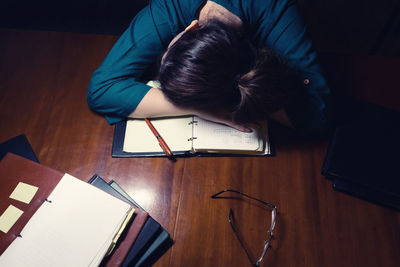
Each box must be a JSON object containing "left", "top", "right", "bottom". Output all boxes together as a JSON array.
[{"left": 1, "top": 28, "right": 399, "bottom": 267}]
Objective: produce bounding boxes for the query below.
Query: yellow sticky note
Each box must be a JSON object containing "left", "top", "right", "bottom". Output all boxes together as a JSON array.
[
  {"left": 9, "top": 182, "right": 39, "bottom": 204},
  {"left": 0, "top": 205, "right": 24, "bottom": 234}
]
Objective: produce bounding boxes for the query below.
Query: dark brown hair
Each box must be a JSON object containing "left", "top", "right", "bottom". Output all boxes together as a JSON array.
[{"left": 159, "top": 20, "right": 298, "bottom": 124}]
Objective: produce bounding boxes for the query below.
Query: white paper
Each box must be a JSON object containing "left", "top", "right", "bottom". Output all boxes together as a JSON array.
[
  {"left": 123, "top": 116, "right": 193, "bottom": 153},
  {"left": 0, "top": 174, "right": 131, "bottom": 267},
  {"left": 193, "top": 117, "right": 263, "bottom": 151}
]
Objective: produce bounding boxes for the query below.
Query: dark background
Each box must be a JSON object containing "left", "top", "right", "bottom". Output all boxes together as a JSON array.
[{"left": 1, "top": 0, "right": 399, "bottom": 56}]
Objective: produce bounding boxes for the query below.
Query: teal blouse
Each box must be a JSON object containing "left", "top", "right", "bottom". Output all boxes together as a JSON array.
[{"left": 87, "top": 0, "right": 332, "bottom": 135}]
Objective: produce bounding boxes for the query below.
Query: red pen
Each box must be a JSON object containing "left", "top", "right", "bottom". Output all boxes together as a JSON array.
[{"left": 145, "top": 119, "right": 174, "bottom": 159}]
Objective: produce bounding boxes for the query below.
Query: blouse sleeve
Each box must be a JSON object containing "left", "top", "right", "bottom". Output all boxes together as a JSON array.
[
  {"left": 246, "top": 0, "right": 333, "bottom": 136},
  {"left": 87, "top": 5, "right": 166, "bottom": 124},
  {"left": 87, "top": 0, "right": 204, "bottom": 124}
]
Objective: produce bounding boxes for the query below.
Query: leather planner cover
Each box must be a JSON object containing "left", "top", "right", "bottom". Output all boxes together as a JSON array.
[{"left": 0, "top": 153, "right": 63, "bottom": 254}]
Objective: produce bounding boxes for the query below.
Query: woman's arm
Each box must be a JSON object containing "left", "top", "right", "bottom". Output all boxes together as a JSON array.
[
  {"left": 87, "top": 3, "right": 174, "bottom": 125},
  {"left": 129, "top": 87, "right": 192, "bottom": 118},
  {"left": 132, "top": 87, "right": 253, "bottom": 132},
  {"left": 87, "top": 0, "right": 207, "bottom": 124}
]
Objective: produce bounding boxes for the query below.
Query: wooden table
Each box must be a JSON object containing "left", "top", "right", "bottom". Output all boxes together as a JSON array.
[{"left": 1, "top": 28, "right": 399, "bottom": 267}]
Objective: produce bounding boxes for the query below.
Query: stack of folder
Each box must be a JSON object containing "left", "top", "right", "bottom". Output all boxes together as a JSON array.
[
  {"left": 0, "top": 135, "right": 173, "bottom": 266},
  {"left": 88, "top": 175, "right": 173, "bottom": 266}
]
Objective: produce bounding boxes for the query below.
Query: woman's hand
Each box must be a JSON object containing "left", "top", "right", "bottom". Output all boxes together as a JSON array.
[
  {"left": 130, "top": 87, "right": 254, "bottom": 132},
  {"left": 195, "top": 111, "right": 253, "bottom": 132},
  {"left": 129, "top": 87, "right": 193, "bottom": 118}
]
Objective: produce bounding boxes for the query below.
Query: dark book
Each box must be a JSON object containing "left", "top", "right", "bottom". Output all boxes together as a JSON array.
[
  {"left": 108, "top": 180, "right": 173, "bottom": 266},
  {"left": 109, "top": 180, "right": 141, "bottom": 209},
  {"left": 121, "top": 217, "right": 162, "bottom": 267},
  {"left": 0, "top": 134, "right": 38, "bottom": 162},
  {"left": 88, "top": 175, "right": 173, "bottom": 266},
  {"left": 322, "top": 100, "right": 400, "bottom": 211},
  {"left": 135, "top": 230, "right": 174, "bottom": 267},
  {"left": 88, "top": 175, "right": 149, "bottom": 266}
]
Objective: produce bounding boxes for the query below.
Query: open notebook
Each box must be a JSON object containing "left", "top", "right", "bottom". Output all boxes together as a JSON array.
[
  {"left": 0, "top": 172, "right": 133, "bottom": 267},
  {"left": 112, "top": 80, "right": 271, "bottom": 157},
  {"left": 121, "top": 116, "right": 270, "bottom": 156}
]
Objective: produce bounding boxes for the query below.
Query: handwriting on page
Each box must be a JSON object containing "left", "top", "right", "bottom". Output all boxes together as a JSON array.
[
  {"left": 194, "top": 118, "right": 260, "bottom": 151},
  {"left": 213, "top": 129, "right": 258, "bottom": 144}
]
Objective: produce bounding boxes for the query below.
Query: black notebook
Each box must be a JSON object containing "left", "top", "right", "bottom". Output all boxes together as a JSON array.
[
  {"left": 0, "top": 134, "right": 38, "bottom": 162},
  {"left": 322, "top": 100, "right": 400, "bottom": 211}
]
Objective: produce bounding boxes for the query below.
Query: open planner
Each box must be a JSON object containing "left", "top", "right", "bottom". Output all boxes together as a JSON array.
[
  {"left": 112, "top": 116, "right": 270, "bottom": 157},
  {"left": 112, "top": 80, "right": 271, "bottom": 157},
  {"left": 0, "top": 153, "right": 134, "bottom": 267}
]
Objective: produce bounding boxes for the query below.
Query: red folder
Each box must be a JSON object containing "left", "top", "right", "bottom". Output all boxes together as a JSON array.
[
  {"left": 106, "top": 208, "right": 148, "bottom": 266},
  {"left": 0, "top": 153, "right": 63, "bottom": 254},
  {"left": 0, "top": 153, "right": 148, "bottom": 266}
]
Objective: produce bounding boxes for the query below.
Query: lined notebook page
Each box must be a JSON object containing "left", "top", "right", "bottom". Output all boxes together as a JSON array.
[
  {"left": 192, "top": 117, "right": 263, "bottom": 152},
  {"left": 123, "top": 117, "right": 193, "bottom": 153},
  {"left": 0, "top": 174, "right": 131, "bottom": 267}
]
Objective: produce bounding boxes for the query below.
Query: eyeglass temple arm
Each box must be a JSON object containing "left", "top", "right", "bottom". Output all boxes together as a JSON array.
[
  {"left": 211, "top": 189, "right": 277, "bottom": 209},
  {"left": 229, "top": 209, "right": 258, "bottom": 267}
]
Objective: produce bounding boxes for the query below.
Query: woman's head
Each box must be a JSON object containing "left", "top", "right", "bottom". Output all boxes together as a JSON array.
[{"left": 159, "top": 20, "right": 298, "bottom": 124}]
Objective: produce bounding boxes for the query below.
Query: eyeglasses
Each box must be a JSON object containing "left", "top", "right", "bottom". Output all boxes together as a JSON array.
[{"left": 211, "top": 189, "right": 277, "bottom": 267}]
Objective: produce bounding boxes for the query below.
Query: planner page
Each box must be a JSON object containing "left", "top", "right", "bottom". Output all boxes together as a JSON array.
[
  {"left": 123, "top": 116, "right": 193, "bottom": 153},
  {"left": 192, "top": 117, "right": 266, "bottom": 152}
]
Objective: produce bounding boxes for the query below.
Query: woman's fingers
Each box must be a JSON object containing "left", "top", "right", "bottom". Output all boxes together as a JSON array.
[
  {"left": 226, "top": 122, "right": 253, "bottom": 132},
  {"left": 195, "top": 111, "right": 253, "bottom": 132}
]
